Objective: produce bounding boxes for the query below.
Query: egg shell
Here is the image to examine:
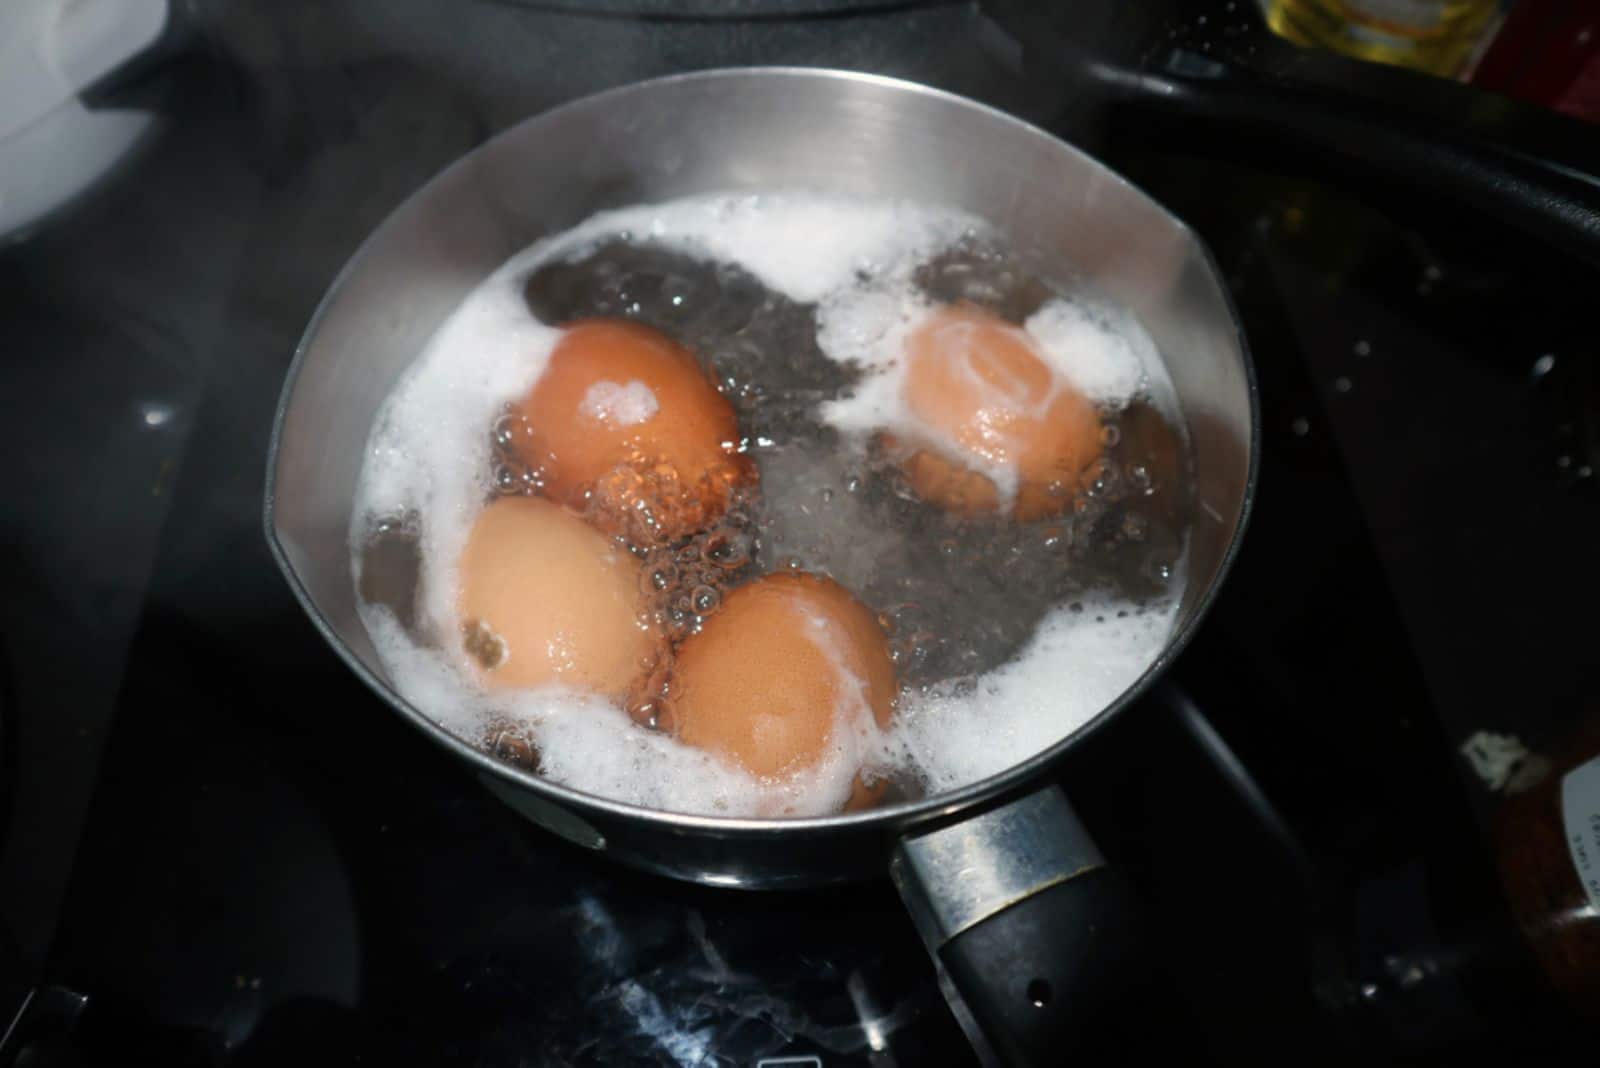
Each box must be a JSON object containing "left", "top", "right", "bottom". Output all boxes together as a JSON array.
[
  {"left": 512, "top": 319, "right": 755, "bottom": 541},
  {"left": 665, "top": 572, "right": 895, "bottom": 780},
  {"left": 895, "top": 303, "right": 1103, "bottom": 521},
  {"left": 456, "top": 495, "right": 658, "bottom": 697}
]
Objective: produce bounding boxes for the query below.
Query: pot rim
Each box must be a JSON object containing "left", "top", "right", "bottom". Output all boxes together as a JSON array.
[{"left": 263, "top": 65, "right": 1261, "bottom": 839}]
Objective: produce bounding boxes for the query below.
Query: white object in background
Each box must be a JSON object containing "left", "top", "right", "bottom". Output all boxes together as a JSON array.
[
  {"left": 0, "top": 0, "right": 169, "bottom": 240},
  {"left": 1562, "top": 755, "right": 1600, "bottom": 913}
]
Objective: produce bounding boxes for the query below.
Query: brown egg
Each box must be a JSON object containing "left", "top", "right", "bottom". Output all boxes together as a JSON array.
[
  {"left": 456, "top": 496, "right": 657, "bottom": 696},
  {"left": 890, "top": 303, "right": 1102, "bottom": 521},
  {"left": 664, "top": 573, "right": 896, "bottom": 780},
  {"left": 512, "top": 319, "right": 755, "bottom": 542}
]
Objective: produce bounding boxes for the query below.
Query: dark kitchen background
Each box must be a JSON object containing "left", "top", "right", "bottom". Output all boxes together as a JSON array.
[{"left": 1, "top": 0, "right": 1596, "bottom": 1064}]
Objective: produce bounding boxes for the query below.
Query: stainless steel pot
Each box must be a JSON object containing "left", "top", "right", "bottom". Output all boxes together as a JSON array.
[{"left": 265, "top": 67, "right": 1257, "bottom": 1065}]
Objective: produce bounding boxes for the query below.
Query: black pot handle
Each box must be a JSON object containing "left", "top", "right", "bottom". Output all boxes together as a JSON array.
[
  {"left": 983, "top": 0, "right": 1600, "bottom": 266},
  {"left": 1090, "top": 50, "right": 1600, "bottom": 265},
  {"left": 890, "top": 785, "right": 1145, "bottom": 1066}
]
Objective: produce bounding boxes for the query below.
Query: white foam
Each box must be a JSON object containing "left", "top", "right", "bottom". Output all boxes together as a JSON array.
[
  {"left": 1024, "top": 298, "right": 1156, "bottom": 407},
  {"left": 814, "top": 283, "right": 932, "bottom": 429},
  {"left": 360, "top": 608, "right": 476, "bottom": 734},
  {"left": 358, "top": 267, "right": 563, "bottom": 639},
  {"left": 365, "top": 602, "right": 885, "bottom": 818},
  {"left": 889, "top": 597, "right": 1180, "bottom": 793},
  {"left": 351, "top": 190, "right": 1186, "bottom": 819},
  {"left": 568, "top": 194, "right": 974, "bottom": 304},
  {"left": 580, "top": 379, "right": 659, "bottom": 427}
]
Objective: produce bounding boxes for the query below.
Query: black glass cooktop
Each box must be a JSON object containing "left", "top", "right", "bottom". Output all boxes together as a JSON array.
[{"left": 2, "top": 2, "right": 1594, "bottom": 1065}]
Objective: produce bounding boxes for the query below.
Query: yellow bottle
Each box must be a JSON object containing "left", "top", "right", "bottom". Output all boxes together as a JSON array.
[{"left": 1262, "top": 0, "right": 1504, "bottom": 78}]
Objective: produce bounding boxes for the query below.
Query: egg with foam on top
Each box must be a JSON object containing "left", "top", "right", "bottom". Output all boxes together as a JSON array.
[
  {"left": 511, "top": 319, "right": 755, "bottom": 542},
  {"left": 456, "top": 495, "right": 659, "bottom": 697},
  {"left": 663, "top": 572, "right": 896, "bottom": 791},
  {"left": 882, "top": 303, "right": 1104, "bottom": 521}
]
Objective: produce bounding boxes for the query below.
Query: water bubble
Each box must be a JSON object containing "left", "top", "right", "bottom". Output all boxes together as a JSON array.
[
  {"left": 659, "top": 274, "right": 695, "bottom": 312},
  {"left": 1085, "top": 463, "right": 1121, "bottom": 499},
  {"left": 494, "top": 466, "right": 520, "bottom": 493},
  {"left": 666, "top": 602, "right": 695, "bottom": 637},
  {"left": 691, "top": 585, "right": 720, "bottom": 614},
  {"left": 1100, "top": 424, "right": 1121, "bottom": 448},
  {"left": 701, "top": 535, "right": 746, "bottom": 570},
  {"left": 1333, "top": 376, "right": 1352, "bottom": 394},
  {"left": 590, "top": 268, "right": 625, "bottom": 305},
  {"left": 490, "top": 730, "right": 535, "bottom": 769},
  {"left": 642, "top": 561, "right": 678, "bottom": 594},
  {"left": 628, "top": 698, "right": 662, "bottom": 730},
  {"left": 372, "top": 512, "right": 413, "bottom": 537}
]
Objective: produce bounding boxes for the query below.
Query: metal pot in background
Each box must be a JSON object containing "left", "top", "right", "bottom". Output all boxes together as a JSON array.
[{"left": 265, "top": 68, "right": 1257, "bottom": 1064}]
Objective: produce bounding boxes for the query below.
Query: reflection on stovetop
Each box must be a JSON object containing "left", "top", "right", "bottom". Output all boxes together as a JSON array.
[
  {"left": 46, "top": 599, "right": 968, "bottom": 1066},
  {"left": 0, "top": 0, "right": 1595, "bottom": 1064},
  {"left": 39, "top": 607, "right": 1345, "bottom": 1068}
]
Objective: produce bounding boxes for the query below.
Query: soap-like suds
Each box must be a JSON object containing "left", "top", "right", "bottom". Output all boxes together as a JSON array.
[{"left": 351, "top": 191, "right": 1186, "bottom": 818}]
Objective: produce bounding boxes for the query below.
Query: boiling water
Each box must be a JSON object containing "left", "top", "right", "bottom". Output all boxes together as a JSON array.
[{"left": 353, "top": 194, "right": 1191, "bottom": 817}]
